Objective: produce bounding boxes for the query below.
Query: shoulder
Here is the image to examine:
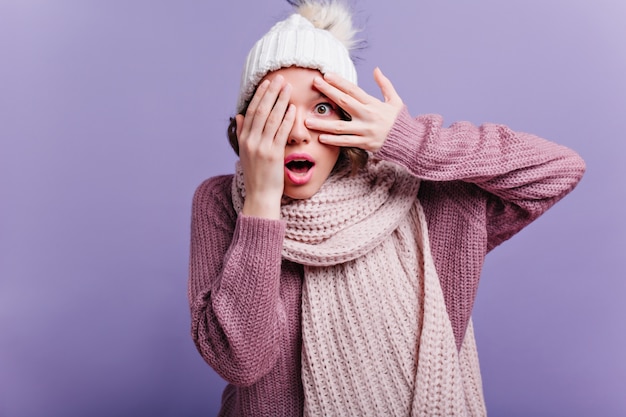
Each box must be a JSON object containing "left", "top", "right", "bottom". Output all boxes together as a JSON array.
[
  {"left": 193, "top": 174, "right": 234, "bottom": 199},
  {"left": 191, "top": 174, "right": 236, "bottom": 221}
]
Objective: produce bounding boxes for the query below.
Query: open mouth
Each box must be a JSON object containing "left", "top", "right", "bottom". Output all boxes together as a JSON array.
[
  {"left": 284, "top": 153, "right": 315, "bottom": 185},
  {"left": 285, "top": 159, "right": 314, "bottom": 173}
]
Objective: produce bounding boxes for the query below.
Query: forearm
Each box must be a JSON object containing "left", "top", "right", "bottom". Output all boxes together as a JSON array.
[
  {"left": 188, "top": 179, "right": 287, "bottom": 385},
  {"left": 376, "top": 107, "right": 586, "bottom": 248},
  {"left": 377, "top": 107, "right": 585, "bottom": 212}
]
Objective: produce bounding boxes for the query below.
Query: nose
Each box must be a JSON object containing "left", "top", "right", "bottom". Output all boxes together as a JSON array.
[{"left": 287, "top": 109, "right": 310, "bottom": 145}]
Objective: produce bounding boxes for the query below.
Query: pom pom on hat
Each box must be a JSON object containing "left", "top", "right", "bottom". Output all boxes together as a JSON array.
[{"left": 236, "top": 0, "right": 359, "bottom": 113}]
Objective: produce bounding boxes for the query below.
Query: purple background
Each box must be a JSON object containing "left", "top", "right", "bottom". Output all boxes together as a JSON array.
[{"left": 1, "top": 1, "right": 624, "bottom": 416}]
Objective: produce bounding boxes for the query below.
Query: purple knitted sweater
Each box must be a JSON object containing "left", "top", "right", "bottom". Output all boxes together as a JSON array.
[{"left": 188, "top": 108, "right": 585, "bottom": 416}]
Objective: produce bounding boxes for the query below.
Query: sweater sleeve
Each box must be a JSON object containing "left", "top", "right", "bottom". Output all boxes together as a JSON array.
[
  {"left": 376, "top": 107, "right": 586, "bottom": 250},
  {"left": 187, "top": 175, "right": 287, "bottom": 386}
]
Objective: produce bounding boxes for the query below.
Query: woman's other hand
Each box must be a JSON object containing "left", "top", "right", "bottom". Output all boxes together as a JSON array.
[{"left": 304, "top": 67, "right": 404, "bottom": 152}]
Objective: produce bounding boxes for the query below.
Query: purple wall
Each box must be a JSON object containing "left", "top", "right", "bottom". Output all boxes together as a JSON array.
[{"left": 1, "top": 1, "right": 624, "bottom": 416}]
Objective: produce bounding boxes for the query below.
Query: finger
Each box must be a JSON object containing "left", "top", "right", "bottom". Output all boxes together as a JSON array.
[
  {"left": 263, "top": 83, "right": 292, "bottom": 139},
  {"left": 249, "top": 75, "right": 286, "bottom": 136},
  {"left": 318, "top": 133, "right": 364, "bottom": 148},
  {"left": 240, "top": 79, "right": 270, "bottom": 138},
  {"left": 274, "top": 103, "right": 296, "bottom": 147},
  {"left": 312, "top": 75, "right": 363, "bottom": 115},
  {"left": 373, "top": 67, "right": 402, "bottom": 105},
  {"left": 323, "top": 72, "right": 373, "bottom": 104},
  {"left": 305, "top": 117, "right": 362, "bottom": 136}
]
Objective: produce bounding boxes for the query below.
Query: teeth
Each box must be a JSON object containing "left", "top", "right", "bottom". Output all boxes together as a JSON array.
[{"left": 286, "top": 159, "right": 313, "bottom": 165}]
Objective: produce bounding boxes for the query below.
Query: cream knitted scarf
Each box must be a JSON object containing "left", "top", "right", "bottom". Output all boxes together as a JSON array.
[{"left": 232, "top": 160, "right": 486, "bottom": 416}]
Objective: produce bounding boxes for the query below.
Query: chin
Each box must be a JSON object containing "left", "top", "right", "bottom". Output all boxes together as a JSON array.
[{"left": 283, "top": 185, "right": 320, "bottom": 201}]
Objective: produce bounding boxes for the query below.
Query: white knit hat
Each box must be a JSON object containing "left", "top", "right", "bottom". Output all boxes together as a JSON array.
[{"left": 236, "top": 1, "right": 359, "bottom": 113}]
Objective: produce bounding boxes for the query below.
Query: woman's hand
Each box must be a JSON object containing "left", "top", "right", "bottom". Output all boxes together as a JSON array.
[
  {"left": 235, "top": 75, "right": 295, "bottom": 219},
  {"left": 304, "top": 67, "right": 404, "bottom": 152}
]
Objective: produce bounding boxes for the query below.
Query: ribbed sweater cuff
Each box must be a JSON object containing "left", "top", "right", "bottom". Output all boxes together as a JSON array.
[
  {"left": 375, "top": 106, "right": 425, "bottom": 169},
  {"left": 233, "top": 215, "right": 286, "bottom": 261}
]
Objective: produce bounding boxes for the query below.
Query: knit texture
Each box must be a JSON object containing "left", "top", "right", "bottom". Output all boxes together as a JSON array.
[
  {"left": 237, "top": 4, "right": 358, "bottom": 113},
  {"left": 188, "top": 108, "right": 586, "bottom": 416},
  {"left": 232, "top": 159, "right": 486, "bottom": 415}
]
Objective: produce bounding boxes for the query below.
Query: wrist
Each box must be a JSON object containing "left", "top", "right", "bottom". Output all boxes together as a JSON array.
[{"left": 242, "top": 193, "right": 282, "bottom": 220}]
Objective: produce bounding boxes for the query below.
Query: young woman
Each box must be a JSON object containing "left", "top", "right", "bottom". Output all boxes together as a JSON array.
[{"left": 188, "top": 1, "right": 586, "bottom": 416}]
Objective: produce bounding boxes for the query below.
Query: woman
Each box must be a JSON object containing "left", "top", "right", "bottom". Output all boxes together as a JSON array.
[{"left": 188, "top": 1, "right": 585, "bottom": 415}]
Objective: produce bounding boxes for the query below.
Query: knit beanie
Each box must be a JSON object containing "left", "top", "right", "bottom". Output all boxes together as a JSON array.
[{"left": 236, "top": 0, "right": 359, "bottom": 113}]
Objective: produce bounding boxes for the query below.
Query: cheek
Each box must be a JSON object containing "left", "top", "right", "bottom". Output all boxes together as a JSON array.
[{"left": 324, "top": 147, "right": 341, "bottom": 169}]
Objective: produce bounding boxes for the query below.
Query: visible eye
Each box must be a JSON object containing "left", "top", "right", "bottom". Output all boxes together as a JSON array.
[{"left": 314, "top": 103, "right": 333, "bottom": 115}]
